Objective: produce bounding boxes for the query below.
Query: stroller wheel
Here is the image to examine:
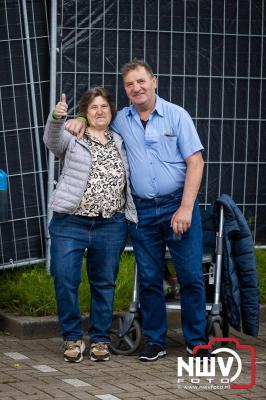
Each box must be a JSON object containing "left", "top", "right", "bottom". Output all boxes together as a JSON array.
[
  {"left": 207, "top": 320, "right": 222, "bottom": 347},
  {"left": 221, "top": 313, "right": 229, "bottom": 338},
  {"left": 110, "top": 312, "right": 142, "bottom": 355},
  {"left": 208, "top": 320, "right": 229, "bottom": 347},
  {"left": 212, "top": 320, "right": 223, "bottom": 338}
]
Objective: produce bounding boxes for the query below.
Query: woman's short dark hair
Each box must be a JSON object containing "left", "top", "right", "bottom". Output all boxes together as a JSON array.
[{"left": 78, "top": 86, "right": 116, "bottom": 122}]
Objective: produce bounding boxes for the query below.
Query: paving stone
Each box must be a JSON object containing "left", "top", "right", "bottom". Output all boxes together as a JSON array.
[
  {"left": 62, "top": 378, "right": 91, "bottom": 387},
  {"left": 110, "top": 398, "right": 143, "bottom": 400},
  {"left": 92, "top": 383, "right": 124, "bottom": 393},
  {"left": 4, "top": 352, "right": 29, "bottom": 360},
  {"left": 114, "top": 383, "right": 144, "bottom": 392},
  {"left": 70, "top": 393, "right": 98, "bottom": 400},
  {"left": 7, "top": 395, "right": 53, "bottom": 400},
  {"left": 237, "top": 387, "right": 266, "bottom": 397},
  {"left": 0, "top": 374, "right": 18, "bottom": 384},
  {"left": 0, "top": 387, "right": 32, "bottom": 399},
  {"left": 8, "top": 371, "right": 41, "bottom": 382},
  {"left": 240, "top": 397, "right": 266, "bottom": 400},
  {"left": 109, "top": 392, "right": 147, "bottom": 399},
  {"left": 188, "top": 391, "right": 233, "bottom": 399},
  {"left": 0, "top": 397, "right": 15, "bottom": 400},
  {"left": 0, "top": 383, "right": 9, "bottom": 391},
  {"left": 166, "top": 388, "right": 210, "bottom": 398},
  {"left": 8, "top": 382, "right": 40, "bottom": 395},
  {"left": 144, "top": 386, "right": 171, "bottom": 396},
  {"left": 41, "top": 386, "right": 77, "bottom": 398},
  {"left": 95, "top": 395, "right": 122, "bottom": 400},
  {"left": 142, "top": 396, "right": 181, "bottom": 400},
  {"left": 0, "top": 323, "right": 266, "bottom": 399}
]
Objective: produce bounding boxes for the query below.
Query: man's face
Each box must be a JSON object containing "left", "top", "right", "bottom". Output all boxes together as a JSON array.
[{"left": 123, "top": 66, "right": 157, "bottom": 109}]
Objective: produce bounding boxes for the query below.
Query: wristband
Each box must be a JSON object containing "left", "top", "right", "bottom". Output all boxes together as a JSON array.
[
  {"left": 77, "top": 115, "right": 88, "bottom": 124},
  {"left": 52, "top": 110, "right": 61, "bottom": 120}
]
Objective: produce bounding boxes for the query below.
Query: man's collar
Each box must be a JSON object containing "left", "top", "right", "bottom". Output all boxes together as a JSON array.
[
  {"left": 126, "top": 95, "right": 164, "bottom": 117},
  {"left": 154, "top": 95, "right": 164, "bottom": 117}
]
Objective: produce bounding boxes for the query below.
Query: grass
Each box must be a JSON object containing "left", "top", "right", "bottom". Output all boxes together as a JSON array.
[
  {"left": 256, "top": 249, "right": 266, "bottom": 304},
  {"left": 0, "top": 252, "right": 135, "bottom": 317},
  {"left": 0, "top": 250, "right": 265, "bottom": 316}
]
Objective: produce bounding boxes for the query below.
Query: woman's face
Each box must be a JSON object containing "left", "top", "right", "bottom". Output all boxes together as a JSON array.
[{"left": 86, "top": 96, "right": 112, "bottom": 130}]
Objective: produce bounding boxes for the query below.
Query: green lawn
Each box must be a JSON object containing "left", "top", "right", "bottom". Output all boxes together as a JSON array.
[
  {"left": 0, "top": 250, "right": 265, "bottom": 316},
  {"left": 256, "top": 249, "right": 266, "bottom": 303},
  {"left": 0, "top": 252, "right": 135, "bottom": 316}
]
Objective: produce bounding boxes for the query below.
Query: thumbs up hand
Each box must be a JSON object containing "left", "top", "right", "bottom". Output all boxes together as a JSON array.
[{"left": 53, "top": 93, "right": 68, "bottom": 119}]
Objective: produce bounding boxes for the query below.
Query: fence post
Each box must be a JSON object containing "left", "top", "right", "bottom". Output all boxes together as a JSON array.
[
  {"left": 0, "top": 170, "right": 8, "bottom": 222},
  {"left": 45, "top": 0, "right": 58, "bottom": 272}
]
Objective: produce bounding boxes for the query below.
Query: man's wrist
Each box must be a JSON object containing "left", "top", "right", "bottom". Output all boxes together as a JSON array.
[{"left": 180, "top": 202, "right": 194, "bottom": 211}]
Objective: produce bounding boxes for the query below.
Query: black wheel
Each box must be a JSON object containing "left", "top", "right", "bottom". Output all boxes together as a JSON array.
[
  {"left": 212, "top": 320, "right": 223, "bottom": 338},
  {"left": 222, "top": 312, "right": 229, "bottom": 338},
  {"left": 206, "top": 304, "right": 230, "bottom": 344},
  {"left": 207, "top": 320, "right": 222, "bottom": 347},
  {"left": 110, "top": 312, "right": 142, "bottom": 355},
  {"left": 209, "top": 313, "right": 230, "bottom": 339}
]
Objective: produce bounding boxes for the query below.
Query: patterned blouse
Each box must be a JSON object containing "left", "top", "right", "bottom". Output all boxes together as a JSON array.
[{"left": 75, "top": 129, "right": 126, "bottom": 218}]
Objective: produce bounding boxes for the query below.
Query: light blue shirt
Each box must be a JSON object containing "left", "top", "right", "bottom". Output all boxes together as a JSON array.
[{"left": 111, "top": 95, "right": 203, "bottom": 199}]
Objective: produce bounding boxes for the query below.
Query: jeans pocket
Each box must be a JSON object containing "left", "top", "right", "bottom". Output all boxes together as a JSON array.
[{"left": 49, "top": 213, "right": 67, "bottom": 234}]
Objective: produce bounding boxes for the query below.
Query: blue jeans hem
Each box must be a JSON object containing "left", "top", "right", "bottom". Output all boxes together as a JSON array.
[
  {"left": 63, "top": 336, "right": 83, "bottom": 341},
  {"left": 145, "top": 340, "right": 166, "bottom": 350}
]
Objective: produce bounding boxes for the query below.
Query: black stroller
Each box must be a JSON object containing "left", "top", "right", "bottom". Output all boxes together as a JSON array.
[{"left": 109, "top": 204, "right": 229, "bottom": 355}]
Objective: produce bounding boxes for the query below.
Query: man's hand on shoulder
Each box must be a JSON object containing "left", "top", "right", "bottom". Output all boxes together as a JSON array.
[{"left": 65, "top": 118, "right": 87, "bottom": 138}]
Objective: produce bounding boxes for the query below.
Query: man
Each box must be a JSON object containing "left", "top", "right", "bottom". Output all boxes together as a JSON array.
[{"left": 65, "top": 58, "right": 207, "bottom": 362}]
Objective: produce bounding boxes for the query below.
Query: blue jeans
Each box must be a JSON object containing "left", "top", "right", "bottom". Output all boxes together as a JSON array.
[
  {"left": 129, "top": 189, "right": 207, "bottom": 349},
  {"left": 49, "top": 212, "right": 127, "bottom": 342}
]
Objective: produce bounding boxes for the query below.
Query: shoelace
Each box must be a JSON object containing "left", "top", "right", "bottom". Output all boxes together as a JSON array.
[
  {"left": 92, "top": 343, "right": 108, "bottom": 351},
  {"left": 65, "top": 341, "right": 80, "bottom": 350}
]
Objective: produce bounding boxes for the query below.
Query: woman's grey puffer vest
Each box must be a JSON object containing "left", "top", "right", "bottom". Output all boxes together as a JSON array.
[{"left": 43, "top": 113, "right": 138, "bottom": 223}]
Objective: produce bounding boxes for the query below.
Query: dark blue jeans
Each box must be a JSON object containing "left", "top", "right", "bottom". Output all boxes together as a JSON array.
[
  {"left": 129, "top": 189, "right": 207, "bottom": 349},
  {"left": 49, "top": 212, "right": 127, "bottom": 342}
]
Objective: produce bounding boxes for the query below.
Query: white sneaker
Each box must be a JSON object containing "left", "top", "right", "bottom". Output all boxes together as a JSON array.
[
  {"left": 64, "top": 340, "right": 85, "bottom": 363},
  {"left": 90, "top": 342, "right": 110, "bottom": 361}
]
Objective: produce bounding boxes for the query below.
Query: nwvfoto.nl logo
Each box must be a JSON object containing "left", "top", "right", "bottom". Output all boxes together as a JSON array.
[{"left": 177, "top": 338, "right": 256, "bottom": 390}]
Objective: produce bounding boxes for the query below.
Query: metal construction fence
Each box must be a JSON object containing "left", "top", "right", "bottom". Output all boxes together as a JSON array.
[
  {"left": 0, "top": 0, "right": 265, "bottom": 269},
  {"left": 0, "top": 0, "right": 50, "bottom": 268}
]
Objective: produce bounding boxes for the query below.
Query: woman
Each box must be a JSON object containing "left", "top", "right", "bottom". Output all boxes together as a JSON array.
[{"left": 44, "top": 87, "right": 137, "bottom": 363}]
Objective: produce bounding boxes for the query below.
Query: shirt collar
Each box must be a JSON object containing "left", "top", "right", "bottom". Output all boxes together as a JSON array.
[
  {"left": 84, "top": 128, "right": 113, "bottom": 145},
  {"left": 126, "top": 95, "right": 164, "bottom": 118}
]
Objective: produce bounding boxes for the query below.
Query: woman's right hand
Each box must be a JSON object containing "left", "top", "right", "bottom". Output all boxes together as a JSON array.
[{"left": 53, "top": 93, "right": 68, "bottom": 118}]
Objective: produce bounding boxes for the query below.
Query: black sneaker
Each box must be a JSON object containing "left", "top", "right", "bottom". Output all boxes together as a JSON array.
[
  {"left": 139, "top": 343, "right": 166, "bottom": 362},
  {"left": 186, "top": 346, "right": 212, "bottom": 363}
]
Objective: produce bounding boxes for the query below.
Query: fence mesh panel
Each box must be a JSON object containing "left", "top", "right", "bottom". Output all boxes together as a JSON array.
[
  {"left": 0, "top": 0, "right": 50, "bottom": 268},
  {"left": 0, "top": 0, "right": 265, "bottom": 269},
  {"left": 56, "top": 0, "right": 266, "bottom": 243}
]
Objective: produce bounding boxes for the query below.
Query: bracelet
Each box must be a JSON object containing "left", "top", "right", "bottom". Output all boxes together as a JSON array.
[
  {"left": 52, "top": 110, "right": 61, "bottom": 120},
  {"left": 77, "top": 115, "right": 88, "bottom": 124}
]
